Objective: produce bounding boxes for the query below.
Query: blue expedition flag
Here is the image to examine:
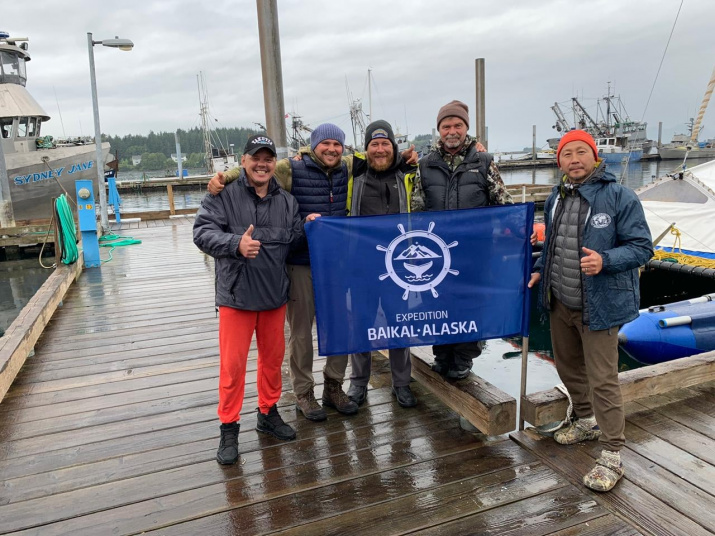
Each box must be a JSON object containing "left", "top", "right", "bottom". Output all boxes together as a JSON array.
[{"left": 306, "top": 203, "right": 534, "bottom": 356}]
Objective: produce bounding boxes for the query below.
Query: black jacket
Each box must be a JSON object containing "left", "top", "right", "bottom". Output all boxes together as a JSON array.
[
  {"left": 419, "top": 142, "right": 494, "bottom": 210},
  {"left": 193, "top": 172, "right": 303, "bottom": 311}
]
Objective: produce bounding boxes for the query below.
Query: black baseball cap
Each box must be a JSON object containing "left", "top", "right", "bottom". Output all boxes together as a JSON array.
[{"left": 244, "top": 135, "right": 277, "bottom": 156}]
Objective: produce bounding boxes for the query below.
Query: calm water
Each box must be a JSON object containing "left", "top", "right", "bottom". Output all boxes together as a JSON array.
[{"left": 0, "top": 258, "right": 53, "bottom": 336}]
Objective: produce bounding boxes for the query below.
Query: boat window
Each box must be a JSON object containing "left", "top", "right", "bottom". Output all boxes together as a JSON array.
[
  {"left": 28, "top": 117, "right": 37, "bottom": 137},
  {"left": 639, "top": 179, "right": 708, "bottom": 204},
  {"left": 35, "top": 119, "right": 41, "bottom": 137},
  {"left": 0, "top": 51, "right": 26, "bottom": 85},
  {"left": 17, "top": 117, "right": 28, "bottom": 137},
  {"left": 0, "top": 118, "right": 12, "bottom": 138}
]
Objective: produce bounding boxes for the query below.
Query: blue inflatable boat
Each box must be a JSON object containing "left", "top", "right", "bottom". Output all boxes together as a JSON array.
[{"left": 618, "top": 294, "right": 715, "bottom": 365}]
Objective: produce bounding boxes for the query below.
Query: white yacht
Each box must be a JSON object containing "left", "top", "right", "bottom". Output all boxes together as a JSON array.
[{"left": 0, "top": 32, "right": 112, "bottom": 224}]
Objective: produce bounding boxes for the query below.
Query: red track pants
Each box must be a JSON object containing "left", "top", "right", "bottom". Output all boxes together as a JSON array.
[{"left": 217, "top": 305, "right": 286, "bottom": 424}]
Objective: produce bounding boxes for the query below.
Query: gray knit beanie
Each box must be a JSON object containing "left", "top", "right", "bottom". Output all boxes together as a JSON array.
[{"left": 310, "top": 123, "right": 345, "bottom": 151}]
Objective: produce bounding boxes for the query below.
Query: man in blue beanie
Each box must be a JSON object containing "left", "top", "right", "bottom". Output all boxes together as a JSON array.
[{"left": 208, "top": 124, "right": 359, "bottom": 421}]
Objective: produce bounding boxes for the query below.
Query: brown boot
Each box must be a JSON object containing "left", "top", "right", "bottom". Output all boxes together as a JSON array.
[
  {"left": 295, "top": 389, "right": 327, "bottom": 422},
  {"left": 322, "top": 375, "right": 358, "bottom": 415}
]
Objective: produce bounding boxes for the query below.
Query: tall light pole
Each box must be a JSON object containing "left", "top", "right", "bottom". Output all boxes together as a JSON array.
[{"left": 87, "top": 33, "right": 133, "bottom": 233}]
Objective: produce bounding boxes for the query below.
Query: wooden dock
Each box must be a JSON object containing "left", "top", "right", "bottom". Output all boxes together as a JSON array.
[{"left": 0, "top": 218, "right": 713, "bottom": 535}]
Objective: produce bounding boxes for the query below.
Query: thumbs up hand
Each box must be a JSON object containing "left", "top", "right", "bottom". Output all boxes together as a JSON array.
[
  {"left": 239, "top": 224, "right": 262, "bottom": 258},
  {"left": 580, "top": 247, "right": 602, "bottom": 276}
]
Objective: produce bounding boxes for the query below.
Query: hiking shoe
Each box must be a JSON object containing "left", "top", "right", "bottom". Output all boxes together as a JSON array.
[
  {"left": 446, "top": 365, "right": 471, "bottom": 380},
  {"left": 431, "top": 361, "right": 450, "bottom": 377},
  {"left": 322, "top": 376, "right": 359, "bottom": 415},
  {"left": 554, "top": 416, "right": 601, "bottom": 445},
  {"left": 216, "top": 422, "right": 240, "bottom": 465},
  {"left": 256, "top": 405, "right": 296, "bottom": 441},
  {"left": 583, "top": 450, "right": 624, "bottom": 492},
  {"left": 393, "top": 385, "right": 417, "bottom": 408},
  {"left": 347, "top": 383, "right": 368, "bottom": 406},
  {"left": 296, "top": 389, "right": 327, "bottom": 422}
]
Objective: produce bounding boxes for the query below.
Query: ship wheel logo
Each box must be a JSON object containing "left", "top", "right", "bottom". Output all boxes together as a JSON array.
[{"left": 377, "top": 222, "right": 459, "bottom": 300}]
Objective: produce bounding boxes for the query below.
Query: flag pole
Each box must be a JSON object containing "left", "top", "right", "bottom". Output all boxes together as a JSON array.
[{"left": 519, "top": 335, "right": 529, "bottom": 430}]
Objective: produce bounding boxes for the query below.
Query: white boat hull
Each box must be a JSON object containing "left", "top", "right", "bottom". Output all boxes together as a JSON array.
[{"left": 5, "top": 143, "right": 110, "bottom": 223}]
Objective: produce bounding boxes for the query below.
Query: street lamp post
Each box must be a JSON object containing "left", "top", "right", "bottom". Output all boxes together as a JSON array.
[{"left": 87, "top": 32, "right": 133, "bottom": 234}]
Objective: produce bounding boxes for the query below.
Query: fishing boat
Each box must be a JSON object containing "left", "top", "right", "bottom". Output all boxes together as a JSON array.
[
  {"left": 594, "top": 136, "right": 643, "bottom": 163},
  {"left": 658, "top": 66, "right": 715, "bottom": 160},
  {"left": 549, "top": 84, "right": 651, "bottom": 161},
  {"left": 618, "top": 294, "right": 715, "bottom": 364},
  {"left": 0, "top": 32, "right": 113, "bottom": 224}
]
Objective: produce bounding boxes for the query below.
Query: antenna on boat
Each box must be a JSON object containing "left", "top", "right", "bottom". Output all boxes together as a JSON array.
[{"left": 53, "top": 86, "right": 66, "bottom": 138}]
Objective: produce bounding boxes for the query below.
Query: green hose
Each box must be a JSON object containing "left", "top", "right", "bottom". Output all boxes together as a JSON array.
[
  {"left": 55, "top": 194, "right": 79, "bottom": 264},
  {"left": 99, "top": 233, "right": 142, "bottom": 263}
]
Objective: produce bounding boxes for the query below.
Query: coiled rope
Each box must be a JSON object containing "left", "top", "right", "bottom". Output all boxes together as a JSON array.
[{"left": 652, "top": 226, "right": 715, "bottom": 269}]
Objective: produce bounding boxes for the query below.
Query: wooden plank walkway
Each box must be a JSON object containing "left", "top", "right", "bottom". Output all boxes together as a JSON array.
[{"left": 0, "top": 216, "right": 711, "bottom": 535}]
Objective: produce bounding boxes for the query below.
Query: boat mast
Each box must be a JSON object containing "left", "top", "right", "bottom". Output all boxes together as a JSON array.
[
  {"left": 367, "top": 68, "right": 372, "bottom": 124},
  {"left": 197, "top": 72, "right": 213, "bottom": 174},
  {"left": 690, "top": 65, "right": 715, "bottom": 143}
]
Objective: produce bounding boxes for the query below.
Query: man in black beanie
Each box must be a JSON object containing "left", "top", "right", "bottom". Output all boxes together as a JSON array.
[
  {"left": 346, "top": 120, "right": 419, "bottom": 408},
  {"left": 412, "top": 100, "right": 513, "bottom": 380}
]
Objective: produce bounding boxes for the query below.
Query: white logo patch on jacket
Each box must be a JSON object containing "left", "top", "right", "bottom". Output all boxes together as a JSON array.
[{"left": 591, "top": 213, "right": 612, "bottom": 228}]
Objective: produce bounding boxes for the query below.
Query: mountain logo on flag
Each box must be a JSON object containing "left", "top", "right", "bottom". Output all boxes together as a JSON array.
[{"left": 377, "top": 222, "right": 459, "bottom": 300}]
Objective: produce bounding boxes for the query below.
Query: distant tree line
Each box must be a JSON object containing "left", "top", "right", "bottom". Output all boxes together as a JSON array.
[
  {"left": 103, "top": 127, "right": 433, "bottom": 171},
  {"left": 104, "top": 126, "right": 261, "bottom": 171}
]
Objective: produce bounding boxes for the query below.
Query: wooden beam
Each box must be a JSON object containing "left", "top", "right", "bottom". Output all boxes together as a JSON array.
[
  {"left": 521, "top": 352, "right": 715, "bottom": 427},
  {"left": 378, "top": 346, "right": 516, "bottom": 436},
  {"left": 0, "top": 254, "right": 83, "bottom": 403}
]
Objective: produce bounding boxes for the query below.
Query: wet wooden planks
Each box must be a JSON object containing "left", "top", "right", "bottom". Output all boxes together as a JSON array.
[
  {"left": 512, "top": 381, "right": 715, "bottom": 536},
  {"left": 0, "top": 219, "right": 644, "bottom": 535}
]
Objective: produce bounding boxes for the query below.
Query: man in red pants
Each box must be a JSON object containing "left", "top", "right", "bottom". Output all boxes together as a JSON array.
[{"left": 194, "top": 134, "right": 316, "bottom": 464}]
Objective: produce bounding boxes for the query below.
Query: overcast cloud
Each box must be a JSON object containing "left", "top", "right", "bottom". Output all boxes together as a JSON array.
[{"left": 4, "top": 0, "right": 714, "bottom": 150}]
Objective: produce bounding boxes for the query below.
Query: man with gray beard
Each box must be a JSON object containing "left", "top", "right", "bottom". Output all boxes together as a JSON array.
[{"left": 411, "top": 100, "right": 513, "bottom": 380}]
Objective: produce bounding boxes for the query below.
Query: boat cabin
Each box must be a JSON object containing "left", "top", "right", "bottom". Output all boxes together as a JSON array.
[
  {"left": 0, "top": 34, "right": 50, "bottom": 155},
  {"left": 595, "top": 137, "right": 619, "bottom": 154}
]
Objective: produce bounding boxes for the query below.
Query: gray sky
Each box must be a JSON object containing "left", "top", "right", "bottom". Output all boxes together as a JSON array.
[{"left": 5, "top": 0, "right": 715, "bottom": 151}]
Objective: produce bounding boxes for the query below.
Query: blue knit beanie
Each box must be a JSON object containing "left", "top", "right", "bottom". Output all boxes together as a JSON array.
[{"left": 310, "top": 123, "right": 345, "bottom": 151}]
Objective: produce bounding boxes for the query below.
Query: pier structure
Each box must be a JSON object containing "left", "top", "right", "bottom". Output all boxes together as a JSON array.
[{"left": 0, "top": 217, "right": 713, "bottom": 534}]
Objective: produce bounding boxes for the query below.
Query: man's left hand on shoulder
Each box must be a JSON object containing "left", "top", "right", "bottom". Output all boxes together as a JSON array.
[
  {"left": 581, "top": 247, "right": 603, "bottom": 276},
  {"left": 401, "top": 144, "right": 418, "bottom": 165}
]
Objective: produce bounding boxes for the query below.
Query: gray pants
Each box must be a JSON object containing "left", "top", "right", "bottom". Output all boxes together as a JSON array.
[
  {"left": 287, "top": 264, "right": 348, "bottom": 396},
  {"left": 350, "top": 348, "right": 412, "bottom": 388},
  {"left": 550, "top": 298, "right": 625, "bottom": 452}
]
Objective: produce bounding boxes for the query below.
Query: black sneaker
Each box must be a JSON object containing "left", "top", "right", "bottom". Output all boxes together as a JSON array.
[
  {"left": 392, "top": 385, "right": 417, "bottom": 408},
  {"left": 216, "top": 422, "right": 240, "bottom": 465},
  {"left": 347, "top": 383, "right": 368, "bottom": 406},
  {"left": 256, "top": 405, "right": 296, "bottom": 440}
]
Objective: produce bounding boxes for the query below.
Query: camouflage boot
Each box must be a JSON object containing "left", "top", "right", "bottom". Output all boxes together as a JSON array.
[
  {"left": 554, "top": 416, "right": 601, "bottom": 445},
  {"left": 322, "top": 375, "right": 358, "bottom": 415},
  {"left": 583, "top": 450, "right": 624, "bottom": 492}
]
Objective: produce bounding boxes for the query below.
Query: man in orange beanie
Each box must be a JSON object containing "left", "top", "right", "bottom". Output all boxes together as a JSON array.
[{"left": 528, "top": 130, "right": 652, "bottom": 492}]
